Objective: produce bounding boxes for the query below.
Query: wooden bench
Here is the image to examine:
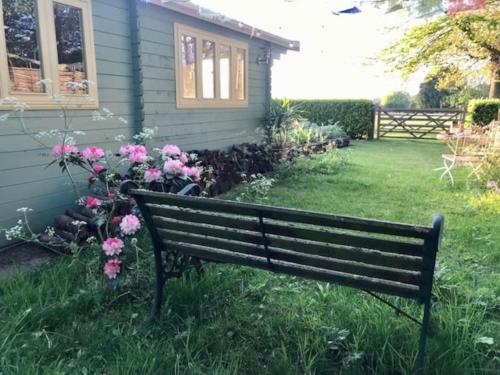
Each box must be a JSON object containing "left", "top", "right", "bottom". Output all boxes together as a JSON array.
[{"left": 121, "top": 183, "right": 444, "bottom": 374}]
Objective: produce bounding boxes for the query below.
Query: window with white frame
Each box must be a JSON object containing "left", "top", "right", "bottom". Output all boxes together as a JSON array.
[
  {"left": 174, "top": 23, "right": 248, "bottom": 109},
  {"left": 0, "top": 0, "right": 98, "bottom": 109}
]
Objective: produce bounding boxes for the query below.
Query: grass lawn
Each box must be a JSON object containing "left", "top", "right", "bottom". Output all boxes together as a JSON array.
[{"left": 1, "top": 139, "right": 498, "bottom": 374}]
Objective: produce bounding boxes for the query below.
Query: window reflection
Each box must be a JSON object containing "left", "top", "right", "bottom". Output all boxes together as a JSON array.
[
  {"left": 2, "top": 0, "right": 44, "bottom": 93},
  {"left": 181, "top": 34, "right": 196, "bottom": 99},
  {"left": 202, "top": 40, "right": 215, "bottom": 99},
  {"left": 219, "top": 44, "right": 230, "bottom": 99},
  {"left": 53, "top": 3, "right": 86, "bottom": 94},
  {"left": 235, "top": 48, "right": 245, "bottom": 100}
]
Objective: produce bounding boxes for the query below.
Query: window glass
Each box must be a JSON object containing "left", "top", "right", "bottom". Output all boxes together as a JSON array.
[
  {"left": 235, "top": 48, "right": 245, "bottom": 100},
  {"left": 2, "top": 0, "right": 44, "bottom": 93},
  {"left": 219, "top": 44, "right": 230, "bottom": 99},
  {"left": 180, "top": 34, "right": 196, "bottom": 99},
  {"left": 53, "top": 2, "right": 86, "bottom": 94},
  {"left": 202, "top": 40, "right": 215, "bottom": 99}
]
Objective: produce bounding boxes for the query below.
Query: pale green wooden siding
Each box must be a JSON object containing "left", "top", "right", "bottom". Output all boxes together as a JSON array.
[
  {"left": 0, "top": 0, "right": 136, "bottom": 247},
  {"left": 137, "top": 3, "right": 268, "bottom": 150},
  {"left": 0, "top": 1, "right": 275, "bottom": 248}
]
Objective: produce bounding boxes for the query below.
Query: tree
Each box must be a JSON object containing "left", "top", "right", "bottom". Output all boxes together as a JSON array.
[
  {"left": 381, "top": 91, "right": 414, "bottom": 108},
  {"left": 382, "top": 2, "right": 500, "bottom": 98},
  {"left": 418, "top": 76, "right": 451, "bottom": 108}
]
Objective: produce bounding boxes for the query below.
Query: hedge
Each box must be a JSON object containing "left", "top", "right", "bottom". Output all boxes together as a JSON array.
[
  {"left": 273, "top": 99, "right": 375, "bottom": 139},
  {"left": 466, "top": 99, "right": 500, "bottom": 126}
]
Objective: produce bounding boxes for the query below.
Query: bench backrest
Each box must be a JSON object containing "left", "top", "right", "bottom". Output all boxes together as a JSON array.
[{"left": 131, "top": 189, "right": 443, "bottom": 303}]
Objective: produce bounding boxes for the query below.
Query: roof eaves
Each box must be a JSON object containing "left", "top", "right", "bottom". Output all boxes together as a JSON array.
[{"left": 141, "top": 0, "right": 300, "bottom": 51}]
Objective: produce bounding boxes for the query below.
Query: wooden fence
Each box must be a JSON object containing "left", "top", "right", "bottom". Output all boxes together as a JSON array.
[{"left": 376, "top": 107, "right": 466, "bottom": 140}]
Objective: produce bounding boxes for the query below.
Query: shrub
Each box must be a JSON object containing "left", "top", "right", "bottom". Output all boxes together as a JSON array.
[
  {"left": 466, "top": 99, "right": 500, "bottom": 126},
  {"left": 273, "top": 99, "right": 375, "bottom": 139}
]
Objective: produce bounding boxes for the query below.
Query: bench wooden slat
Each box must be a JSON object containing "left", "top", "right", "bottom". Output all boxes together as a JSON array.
[
  {"left": 157, "top": 228, "right": 422, "bottom": 285},
  {"left": 162, "top": 239, "right": 421, "bottom": 299},
  {"left": 152, "top": 216, "right": 422, "bottom": 271},
  {"left": 147, "top": 204, "right": 424, "bottom": 257},
  {"left": 133, "top": 190, "right": 432, "bottom": 238}
]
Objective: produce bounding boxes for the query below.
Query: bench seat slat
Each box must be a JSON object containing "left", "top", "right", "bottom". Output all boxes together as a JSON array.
[
  {"left": 147, "top": 204, "right": 424, "bottom": 257},
  {"left": 134, "top": 190, "right": 432, "bottom": 239},
  {"left": 152, "top": 216, "right": 422, "bottom": 271},
  {"left": 157, "top": 228, "right": 422, "bottom": 285},
  {"left": 162, "top": 239, "right": 421, "bottom": 300}
]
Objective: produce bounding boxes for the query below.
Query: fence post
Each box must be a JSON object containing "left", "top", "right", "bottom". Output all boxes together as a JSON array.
[{"left": 376, "top": 106, "right": 381, "bottom": 139}]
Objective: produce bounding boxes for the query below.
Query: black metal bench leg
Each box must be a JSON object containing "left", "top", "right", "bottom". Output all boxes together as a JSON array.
[
  {"left": 415, "top": 297, "right": 432, "bottom": 375},
  {"left": 150, "top": 249, "right": 165, "bottom": 322}
]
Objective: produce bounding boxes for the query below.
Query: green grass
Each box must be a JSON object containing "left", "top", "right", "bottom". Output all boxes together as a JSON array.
[{"left": 1, "top": 139, "right": 498, "bottom": 374}]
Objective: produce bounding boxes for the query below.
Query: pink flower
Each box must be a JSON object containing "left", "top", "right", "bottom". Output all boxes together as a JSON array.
[
  {"left": 128, "top": 145, "right": 148, "bottom": 163},
  {"left": 81, "top": 146, "right": 105, "bottom": 162},
  {"left": 112, "top": 216, "right": 122, "bottom": 224},
  {"left": 179, "top": 153, "right": 188, "bottom": 164},
  {"left": 102, "top": 237, "right": 124, "bottom": 256},
  {"left": 144, "top": 167, "right": 163, "bottom": 183},
  {"left": 104, "top": 259, "right": 122, "bottom": 279},
  {"left": 186, "top": 166, "right": 201, "bottom": 181},
  {"left": 119, "top": 144, "right": 148, "bottom": 163},
  {"left": 119, "top": 144, "right": 135, "bottom": 155},
  {"left": 163, "top": 159, "right": 186, "bottom": 175},
  {"left": 92, "top": 164, "right": 106, "bottom": 174},
  {"left": 108, "top": 193, "right": 116, "bottom": 201},
  {"left": 86, "top": 196, "right": 102, "bottom": 208},
  {"left": 50, "top": 144, "right": 78, "bottom": 159},
  {"left": 120, "top": 214, "right": 141, "bottom": 235},
  {"left": 161, "top": 144, "right": 181, "bottom": 157}
]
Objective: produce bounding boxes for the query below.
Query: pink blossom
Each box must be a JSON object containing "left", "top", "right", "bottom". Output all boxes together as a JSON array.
[
  {"left": 120, "top": 214, "right": 141, "bottom": 235},
  {"left": 128, "top": 145, "right": 148, "bottom": 163},
  {"left": 50, "top": 144, "right": 78, "bottom": 159},
  {"left": 92, "top": 164, "right": 106, "bottom": 174},
  {"left": 161, "top": 144, "right": 181, "bottom": 157},
  {"left": 112, "top": 216, "right": 122, "bottom": 224},
  {"left": 119, "top": 144, "right": 148, "bottom": 163},
  {"left": 179, "top": 153, "right": 188, "bottom": 164},
  {"left": 144, "top": 167, "right": 163, "bottom": 183},
  {"left": 86, "top": 196, "right": 102, "bottom": 208},
  {"left": 81, "top": 146, "right": 105, "bottom": 162},
  {"left": 104, "top": 259, "right": 122, "bottom": 279},
  {"left": 163, "top": 159, "right": 186, "bottom": 175},
  {"left": 186, "top": 166, "right": 201, "bottom": 181},
  {"left": 108, "top": 193, "right": 116, "bottom": 201},
  {"left": 119, "top": 144, "right": 135, "bottom": 155},
  {"left": 102, "top": 237, "right": 124, "bottom": 256}
]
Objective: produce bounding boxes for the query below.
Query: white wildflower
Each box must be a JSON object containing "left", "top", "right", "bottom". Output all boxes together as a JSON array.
[
  {"left": 130, "top": 238, "right": 138, "bottom": 246},
  {"left": 71, "top": 220, "right": 87, "bottom": 227},
  {"left": 114, "top": 134, "right": 126, "bottom": 142},
  {"left": 45, "top": 226, "right": 55, "bottom": 237},
  {"left": 16, "top": 207, "right": 33, "bottom": 213},
  {"left": 73, "top": 130, "right": 86, "bottom": 136}
]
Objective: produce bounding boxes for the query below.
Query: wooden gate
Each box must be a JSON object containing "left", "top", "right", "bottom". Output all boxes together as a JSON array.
[{"left": 376, "top": 108, "right": 465, "bottom": 139}]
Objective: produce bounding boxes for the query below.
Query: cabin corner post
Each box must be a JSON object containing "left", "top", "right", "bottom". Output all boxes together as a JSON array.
[
  {"left": 128, "top": 0, "right": 145, "bottom": 135},
  {"left": 416, "top": 215, "right": 444, "bottom": 375}
]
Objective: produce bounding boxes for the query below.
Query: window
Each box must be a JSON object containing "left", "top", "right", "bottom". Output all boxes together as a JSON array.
[
  {"left": 174, "top": 23, "right": 248, "bottom": 109},
  {"left": 0, "top": 0, "right": 98, "bottom": 109}
]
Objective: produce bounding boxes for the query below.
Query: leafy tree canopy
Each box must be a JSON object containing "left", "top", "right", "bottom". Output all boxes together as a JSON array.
[
  {"left": 382, "top": 2, "right": 500, "bottom": 98},
  {"left": 381, "top": 90, "right": 416, "bottom": 108}
]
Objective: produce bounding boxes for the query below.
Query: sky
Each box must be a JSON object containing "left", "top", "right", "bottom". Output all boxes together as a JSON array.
[{"left": 193, "top": 0, "right": 428, "bottom": 100}]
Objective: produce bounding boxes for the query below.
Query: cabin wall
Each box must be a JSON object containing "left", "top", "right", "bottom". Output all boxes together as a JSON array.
[
  {"left": 137, "top": 2, "right": 268, "bottom": 150},
  {"left": 0, "top": 0, "right": 136, "bottom": 247}
]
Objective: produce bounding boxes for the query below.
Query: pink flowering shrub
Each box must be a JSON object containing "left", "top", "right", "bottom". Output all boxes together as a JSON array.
[{"left": 47, "top": 136, "right": 208, "bottom": 286}]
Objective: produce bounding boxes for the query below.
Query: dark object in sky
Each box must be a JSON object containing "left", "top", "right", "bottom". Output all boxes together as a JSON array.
[{"left": 332, "top": 6, "right": 362, "bottom": 15}]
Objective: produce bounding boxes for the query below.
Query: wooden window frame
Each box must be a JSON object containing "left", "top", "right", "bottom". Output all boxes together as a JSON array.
[
  {"left": 174, "top": 23, "right": 248, "bottom": 109},
  {"left": 0, "top": 0, "right": 98, "bottom": 110}
]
